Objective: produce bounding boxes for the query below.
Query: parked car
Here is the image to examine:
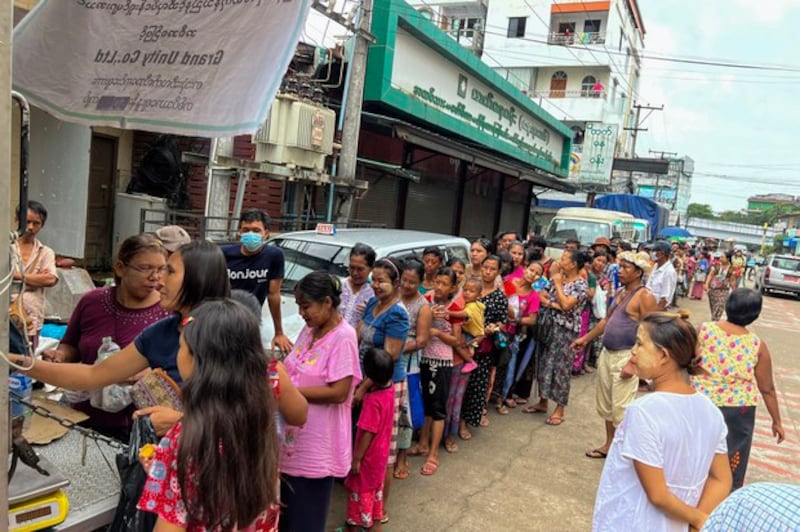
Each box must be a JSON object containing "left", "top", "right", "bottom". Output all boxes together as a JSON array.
[
  {"left": 259, "top": 228, "right": 470, "bottom": 343},
  {"left": 755, "top": 254, "right": 800, "bottom": 297}
]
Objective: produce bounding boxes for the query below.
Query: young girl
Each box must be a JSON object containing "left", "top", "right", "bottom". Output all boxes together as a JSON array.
[
  {"left": 138, "top": 299, "right": 281, "bottom": 531},
  {"left": 411, "top": 267, "right": 463, "bottom": 474},
  {"left": 345, "top": 348, "right": 396, "bottom": 532},
  {"left": 593, "top": 311, "right": 732, "bottom": 531}
]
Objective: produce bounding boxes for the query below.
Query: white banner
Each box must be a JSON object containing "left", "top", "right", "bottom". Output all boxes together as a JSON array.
[{"left": 13, "top": 0, "right": 311, "bottom": 136}]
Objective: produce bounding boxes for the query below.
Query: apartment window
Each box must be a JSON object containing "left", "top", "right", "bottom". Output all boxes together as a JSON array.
[
  {"left": 454, "top": 17, "right": 480, "bottom": 39},
  {"left": 507, "top": 16, "right": 527, "bottom": 38},
  {"left": 558, "top": 22, "right": 576, "bottom": 34},
  {"left": 584, "top": 19, "right": 601, "bottom": 33},
  {"left": 580, "top": 75, "right": 597, "bottom": 96}
]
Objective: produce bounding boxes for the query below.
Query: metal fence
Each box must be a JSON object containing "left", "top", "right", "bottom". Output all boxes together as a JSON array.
[{"left": 139, "top": 208, "right": 385, "bottom": 242}]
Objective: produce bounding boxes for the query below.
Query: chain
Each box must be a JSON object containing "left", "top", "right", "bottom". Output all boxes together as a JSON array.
[{"left": 11, "top": 391, "right": 127, "bottom": 451}]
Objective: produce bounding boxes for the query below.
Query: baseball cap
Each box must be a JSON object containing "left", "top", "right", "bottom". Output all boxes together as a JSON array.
[
  {"left": 653, "top": 241, "right": 672, "bottom": 255},
  {"left": 155, "top": 225, "right": 191, "bottom": 253}
]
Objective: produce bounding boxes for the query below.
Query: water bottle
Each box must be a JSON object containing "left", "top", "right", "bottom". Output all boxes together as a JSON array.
[
  {"left": 90, "top": 337, "right": 123, "bottom": 410},
  {"left": 9, "top": 372, "right": 33, "bottom": 431}
]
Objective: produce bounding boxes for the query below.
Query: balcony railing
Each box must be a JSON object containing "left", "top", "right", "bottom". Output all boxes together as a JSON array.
[
  {"left": 532, "top": 89, "right": 607, "bottom": 99},
  {"left": 548, "top": 31, "right": 606, "bottom": 46}
]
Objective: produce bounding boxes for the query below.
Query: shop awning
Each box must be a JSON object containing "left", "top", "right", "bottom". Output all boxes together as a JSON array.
[
  {"left": 391, "top": 123, "right": 576, "bottom": 193},
  {"left": 360, "top": 111, "right": 574, "bottom": 192}
]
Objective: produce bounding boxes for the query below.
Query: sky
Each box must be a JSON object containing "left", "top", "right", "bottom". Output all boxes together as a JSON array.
[
  {"left": 303, "top": 1, "right": 800, "bottom": 213},
  {"left": 635, "top": 0, "right": 800, "bottom": 212}
]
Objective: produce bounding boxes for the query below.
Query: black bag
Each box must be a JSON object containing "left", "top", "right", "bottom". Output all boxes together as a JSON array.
[{"left": 108, "top": 416, "right": 159, "bottom": 532}]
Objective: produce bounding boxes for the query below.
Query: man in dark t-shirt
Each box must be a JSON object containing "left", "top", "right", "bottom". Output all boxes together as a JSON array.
[{"left": 222, "top": 209, "right": 291, "bottom": 354}]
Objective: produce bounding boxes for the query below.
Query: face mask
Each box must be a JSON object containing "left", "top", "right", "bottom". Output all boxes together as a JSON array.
[{"left": 240, "top": 232, "right": 263, "bottom": 252}]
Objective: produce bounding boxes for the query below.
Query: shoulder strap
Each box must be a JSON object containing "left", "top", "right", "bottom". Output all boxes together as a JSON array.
[{"left": 607, "top": 285, "right": 644, "bottom": 319}]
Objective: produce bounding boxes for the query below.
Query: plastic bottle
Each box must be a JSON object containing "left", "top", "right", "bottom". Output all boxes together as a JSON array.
[
  {"left": 9, "top": 372, "right": 33, "bottom": 431},
  {"left": 90, "top": 337, "right": 132, "bottom": 412}
]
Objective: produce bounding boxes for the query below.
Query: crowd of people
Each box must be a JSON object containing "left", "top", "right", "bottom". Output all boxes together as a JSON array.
[{"left": 7, "top": 204, "right": 791, "bottom": 531}]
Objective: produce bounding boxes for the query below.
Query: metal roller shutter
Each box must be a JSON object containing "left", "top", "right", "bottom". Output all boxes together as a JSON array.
[
  {"left": 354, "top": 168, "right": 401, "bottom": 228},
  {"left": 499, "top": 179, "right": 529, "bottom": 236},
  {"left": 405, "top": 174, "right": 456, "bottom": 233},
  {"left": 461, "top": 173, "right": 499, "bottom": 240}
]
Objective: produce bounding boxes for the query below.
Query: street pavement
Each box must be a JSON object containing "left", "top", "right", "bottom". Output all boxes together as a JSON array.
[{"left": 324, "top": 281, "right": 800, "bottom": 531}]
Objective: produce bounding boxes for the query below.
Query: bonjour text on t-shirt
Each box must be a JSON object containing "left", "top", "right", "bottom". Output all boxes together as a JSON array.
[{"left": 222, "top": 244, "right": 285, "bottom": 305}]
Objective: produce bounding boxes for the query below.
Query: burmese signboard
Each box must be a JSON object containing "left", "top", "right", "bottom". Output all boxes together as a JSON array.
[
  {"left": 366, "top": 0, "right": 571, "bottom": 177},
  {"left": 568, "top": 123, "right": 618, "bottom": 185}
]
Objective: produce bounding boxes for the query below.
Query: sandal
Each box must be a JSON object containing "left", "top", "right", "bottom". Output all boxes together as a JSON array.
[
  {"left": 503, "top": 398, "right": 517, "bottom": 408},
  {"left": 420, "top": 458, "right": 439, "bottom": 476},
  {"left": 380, "top": 516, "right": 390, "bottom": 524},
  {"left": 458, "top": 428, "right": 473, "bottom": 441},
  {"left": 545, "top": 415, "right": 565, "bottom": 426},
  {"left": 444, "top": 439, "right": 459, "bottom": 453},
  {"left": 514, "top": 397, "right": 528, "bottom": 405},
  {"left": 480, "top": 414, "right": 490, "bottom": 427},
  {"left": 585, "top": 448, "right": 608, "bottom": 459},
  {"left": 496, "top": 404, "right": 510, "bottom": 415},
  {"left": 393, "top": 465, "right": 410, "bottom": 479},
  {"left": 522, "top": 405, "right": 547, "bottom": 414},
  {"left": 407, "top": 445, "right": 429, "bottom": 457}
]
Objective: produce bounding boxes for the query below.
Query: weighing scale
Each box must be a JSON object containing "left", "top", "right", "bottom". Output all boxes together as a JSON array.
[{"left": 8, "top": 454, "right": 70, "bottom": 532}]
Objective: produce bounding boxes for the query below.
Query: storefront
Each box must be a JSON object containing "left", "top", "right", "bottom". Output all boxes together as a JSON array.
[{"left": 354, "top": 0, "right": 574, "bottom": 237}]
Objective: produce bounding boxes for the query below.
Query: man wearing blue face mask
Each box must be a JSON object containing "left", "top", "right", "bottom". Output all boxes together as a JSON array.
[
  {"left": 222, "top": 209, "right": 292, "bottom": 353},
  {"left": 645, "top": 240, "right": 677, "bottom": 310}
]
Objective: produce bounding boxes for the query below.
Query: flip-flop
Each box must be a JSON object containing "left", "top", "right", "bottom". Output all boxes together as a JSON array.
[
  {"left": 380, "top": 516, "right": 390, "bottom": 524},
  {"left": 444, "top": 439, "right": 459, "bottom": 453},
  {"left": 545, "top": 415, "right": 565, "bottom": 426},
  {"left": 420, "top": 459, "right": 439, "bottom": 476},
  {"left": 407, "top": 445, "right": 429, "bottom": 456},
  {"left": 458, "top": 429, "right": 473, "bottom": 441},
  {"left": 393, "top": 466, "right": 410, "bottom": 479},
  {"left": 522, "top": 405, "right": 547, "bottom": 414},
  {"left": 585, "top": 449, "right": 608, "bottom": 459},
  {"left": 496, "top": 404, "right": 510, "bottom": 415},
  {"left": 514, "top": 397, "right": 529, "bottom": 405}
]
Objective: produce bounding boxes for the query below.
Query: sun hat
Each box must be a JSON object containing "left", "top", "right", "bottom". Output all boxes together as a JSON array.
[
  {"left": 618, "top": 251, "right": 652, "bottom": 275},
  {"left": 155, "top": 225, "right": 191, "bottom": 253}
]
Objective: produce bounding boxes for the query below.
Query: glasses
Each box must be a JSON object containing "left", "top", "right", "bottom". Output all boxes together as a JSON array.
[{"left": 126, "top": 263, "right": 167, "bottom": 276}]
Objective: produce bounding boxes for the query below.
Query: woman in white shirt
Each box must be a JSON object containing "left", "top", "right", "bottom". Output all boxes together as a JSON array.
[{"left": 593, "top": 311, "right": 732, "bottom": 532}]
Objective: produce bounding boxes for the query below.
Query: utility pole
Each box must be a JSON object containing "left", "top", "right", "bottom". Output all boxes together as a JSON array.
[
  {"left": 623, "top": 103, "right": 663, "bottom": 196},
  {"left": 624, "top": 103, "right": 663, "bottom": 157},
  {"left": 1, "top": 0, "right": 13, "bottom": 519},
  {"left": 335, "top": 0, "right": 374, "bottom": 225}
]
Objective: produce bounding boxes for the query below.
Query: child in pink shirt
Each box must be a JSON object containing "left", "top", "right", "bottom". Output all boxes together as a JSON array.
[{"left": 345, "top": 348, "right": 395, "bottom": 531}]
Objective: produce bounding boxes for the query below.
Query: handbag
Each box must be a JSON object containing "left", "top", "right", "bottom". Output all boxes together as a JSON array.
[
  {"left": 130, "top": 368, "right": 182, "bottom": 411},
  {"left": 108, "top": 416, "right": 159, "bottom": 532},
  {"left": 405, "top": 353, "right": 424, "bottom": 430}
]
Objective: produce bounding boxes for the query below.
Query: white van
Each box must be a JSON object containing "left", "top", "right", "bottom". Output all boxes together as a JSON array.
[{"left": 544, "top": 207, "right": 635, "bottom": 258}]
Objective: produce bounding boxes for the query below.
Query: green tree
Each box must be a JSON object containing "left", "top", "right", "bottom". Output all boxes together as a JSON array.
[{"left": 687, "top": 203, "right": 715, "bottom": 219}]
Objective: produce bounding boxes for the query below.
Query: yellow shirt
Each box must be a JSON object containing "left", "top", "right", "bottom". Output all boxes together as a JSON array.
[
  {"left": 693, "top": 322, "right": 760, "bottom": 407},
  {"left": 462, "top": 301, "right": 485, "bottom": 338}
]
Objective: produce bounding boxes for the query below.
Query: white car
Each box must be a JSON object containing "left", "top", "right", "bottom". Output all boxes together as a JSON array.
[{"left": 259, "top": 228, "right": 470, "bottom": 343}]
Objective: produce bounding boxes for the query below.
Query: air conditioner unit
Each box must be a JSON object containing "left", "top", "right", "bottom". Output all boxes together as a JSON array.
[{"left": 254, "top": 95, "right": 336, "bottom": 172}]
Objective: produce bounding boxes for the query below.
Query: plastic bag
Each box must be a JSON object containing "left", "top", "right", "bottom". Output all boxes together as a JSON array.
[
  {"left": 592, "top": 286, "right": 607, "bottom": 319},
  {"left": 90, "top": 384, "right": 133, "bottom": 413},
  {"left": 108, "top": 416, "right": 159, "bottom": 532}
]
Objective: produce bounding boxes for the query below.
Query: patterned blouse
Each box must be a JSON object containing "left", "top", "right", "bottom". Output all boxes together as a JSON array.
[
  {"left": 479, "top": 287, "right": 508, "bottom": 325},
  {"left": 550, "top": 277, "right": 588, "bottom": 333},
  {"left": 693, "top": 322, "right": 761, "bottom": 407}
]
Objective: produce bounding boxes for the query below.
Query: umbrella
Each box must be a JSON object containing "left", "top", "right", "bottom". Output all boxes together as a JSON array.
[{"left": 658, "top": 226, "right": 692, "bottom": 239}]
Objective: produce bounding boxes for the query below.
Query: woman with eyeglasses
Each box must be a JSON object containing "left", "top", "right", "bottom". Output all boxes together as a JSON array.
[
  {"left": 11, "top": 240, "right": 232, "bottom": 438},
  {"left": 40, "top": 234, "right": 172, "bottom": 439}
]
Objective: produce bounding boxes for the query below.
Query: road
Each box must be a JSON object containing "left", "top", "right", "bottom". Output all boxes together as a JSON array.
[{"left": 324, "top": 284, "right": 800, "bottom": 531}]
